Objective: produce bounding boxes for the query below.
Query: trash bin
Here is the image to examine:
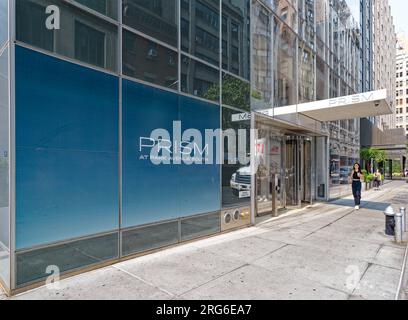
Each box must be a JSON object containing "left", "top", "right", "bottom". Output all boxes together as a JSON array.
[{"left": 384, "top": 206, "right": 395, "bottom": 236}]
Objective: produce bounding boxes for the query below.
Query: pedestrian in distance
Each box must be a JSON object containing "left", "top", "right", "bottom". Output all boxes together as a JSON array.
[
  {"left": 374, "top": 169, "right": 381, "bottom": 191},
  {"left": 349, "top": 163, "right": 364, "bottom": 210}
]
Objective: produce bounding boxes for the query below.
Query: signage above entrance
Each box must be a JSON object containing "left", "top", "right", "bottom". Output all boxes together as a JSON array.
[{"left": 261, "top": 89, "right": 391, "bottom": 122}]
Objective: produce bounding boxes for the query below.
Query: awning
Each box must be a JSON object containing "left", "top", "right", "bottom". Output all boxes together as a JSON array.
[{"left": 260, "top": 89, "right": 391, "bottom": 122}]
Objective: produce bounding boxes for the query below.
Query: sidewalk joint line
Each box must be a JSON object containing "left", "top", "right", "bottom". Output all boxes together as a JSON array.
[{"left": 112, "top": 265, "right": 175, "bottom": 298}]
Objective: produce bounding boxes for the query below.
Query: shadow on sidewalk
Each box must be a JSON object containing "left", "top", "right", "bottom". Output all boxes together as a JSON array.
[{"left": 330, "top": 199, "right": 391, "bottom": 212}]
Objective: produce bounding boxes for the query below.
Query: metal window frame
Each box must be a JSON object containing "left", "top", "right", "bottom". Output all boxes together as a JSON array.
[{"left": 9, "top": 0, "right": 16, "bottom": 292}]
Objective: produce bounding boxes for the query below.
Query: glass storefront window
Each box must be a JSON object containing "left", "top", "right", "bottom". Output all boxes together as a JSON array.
[
  {"left": 181, "top": 55, "right": 220, "bottom": 102},
  {"left": 222, "top": 107, "right": 250, "bottom": 208},
  {"left": 123, "top": 30, "right": 178, "bottom": 90},
  {"left": 75, "top": 0, "right": 118, "bottom": 19},
  {"left": 16, "top": 0, "right": 118, "bottom": 72},
  {"left": 222, "top": 0, "right": 250, "bottom": 80},
  {"left": 181, "top": 0, "right": 220, "bottom": 67},
  {"left": 123, "top": 0, "right": 178, "bottom": 47}
]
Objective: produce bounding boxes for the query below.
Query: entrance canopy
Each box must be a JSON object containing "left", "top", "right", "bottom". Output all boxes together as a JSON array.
[{"left": 261, "top": 89, "right": 391, "bottom": 122}]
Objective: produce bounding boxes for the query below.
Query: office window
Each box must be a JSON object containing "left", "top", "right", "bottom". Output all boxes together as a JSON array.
[
  {"left": 181, "top": 0, "right": 220, "bottom": 66},
  {"left": 222, "top": 0, "right": 250, "bottom": 80},
  {"left": 181, "top": 55, "right": 220, "bottom": 102},
  {"left": 123, "top": 30, "right": 178, "bottom": 90},
  {"left": 16, "top": 0, "right": 118, "bottom": 71},
  {"left": 16, "top": 0, "right": 54, "bottom": 52},
  {"left": 75, "top": 21, "right": 106, "bottom": 68},
  {"left": 251, "top": 2, "right": 272, "bottom": 109},
  {"left": 273, "top": 16, "right": 297, "bottom": 107},
  {"left": 122, "top": 0, "right": 178, "bottom": 47},
  {"left": 75, "top": 0, "right": 118, "bottom": 19}
]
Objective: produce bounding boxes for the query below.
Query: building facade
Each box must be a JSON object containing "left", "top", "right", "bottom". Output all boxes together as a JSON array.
[
  {"left": 395, "top": 33, "right": 408, "bottom": 137},
  {"left": 360, "top": 0, "right": 399, "bottom": 174},
  {"left": 360, "top": 0, "right": 373, "bottom": 93},
  {"left": 0, "top": 0, "right": 368, "bottom": 294},
  {"left": 372, "top": 0, "right": 396, "bottom": 130}
]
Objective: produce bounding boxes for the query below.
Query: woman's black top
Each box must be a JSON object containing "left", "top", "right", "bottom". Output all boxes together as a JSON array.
[{"left": 352, "top": 171, "right": 361, "bottom": 180}]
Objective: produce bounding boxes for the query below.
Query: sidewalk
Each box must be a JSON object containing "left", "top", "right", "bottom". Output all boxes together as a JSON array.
[{"left": 4, "top": 181, "right": 408, "bottom": 300}]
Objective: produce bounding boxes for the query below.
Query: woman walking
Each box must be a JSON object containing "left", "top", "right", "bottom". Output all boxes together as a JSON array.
[{"left": 350, "top": 163, "right": 364, "bottom": 210}]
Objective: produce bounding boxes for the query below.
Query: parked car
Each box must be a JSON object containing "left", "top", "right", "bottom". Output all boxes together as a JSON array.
[{"left": 230, "top": 166, "right": 251, "bottom": 197}]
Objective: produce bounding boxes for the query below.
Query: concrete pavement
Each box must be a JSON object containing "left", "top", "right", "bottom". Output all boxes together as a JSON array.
[{"left": 4, "top": 181, "right": 408, "bottom": 300}]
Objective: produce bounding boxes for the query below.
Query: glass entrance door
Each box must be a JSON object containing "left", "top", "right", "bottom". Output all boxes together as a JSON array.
[
  {"left": 285, "top": 137, "right": 313, "bottom": 207},
  {"left": 302, "top": 139, "right": 312, "bottom": 204},
  {"left": 255, "top": 127, "right": 283, "bottom": 217},
  {"left": 285, "top": 138, "right": 299, "bottom": 207}
]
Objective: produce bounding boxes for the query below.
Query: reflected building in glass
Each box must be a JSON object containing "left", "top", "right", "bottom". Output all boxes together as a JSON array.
[{"left": 252, "top": 0, "right": 363, "bottom": 200}]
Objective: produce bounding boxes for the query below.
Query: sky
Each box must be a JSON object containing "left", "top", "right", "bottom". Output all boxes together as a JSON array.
[
  {"left": 389, "top": 0, "right": 408, "bottom": 34},
  {"left": 346, "top": 0, "right": 360, "bottom": 24}
]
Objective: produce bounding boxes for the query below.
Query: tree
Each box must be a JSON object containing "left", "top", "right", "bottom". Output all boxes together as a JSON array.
[
  {"left": 203, "top": 74, "right": 250, "bottom": 110},
  {"left": 360, "top": 147, "right": 386, "bottom": 173}
]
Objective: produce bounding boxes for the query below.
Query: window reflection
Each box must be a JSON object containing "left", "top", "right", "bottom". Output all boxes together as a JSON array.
[
  {"left": 0, "top": 47, "right": 10, "bottom": 290},
  {"left": 123, "top": 0, "right": 178, "bottom": 47},
  {"left": 222, "top": 73, "right": 250, "bottom": 111},
  {"left": 75, "top": 0, "right": 118, "bottom": 19},
  {"left": 222, "top": 0, "right": 250, "bottom": 80},
  {"left": 16, "top": 0, "right": 118, "bottom": 72},
  {"left": 273, "top": 17, "right": 297, "bottom": 107},
  {"left": 251, "top": 2, "right": 272, "bottom": 110},
  {"left": 298, "top": 44, "right": 315, "bottom": 103},
  {"left": 181, "top": 0, "right": 220, "bottom": 66},
  {"left": 181, "top": 55, "right": 220, "bottom": 102},
  {"left": 123, "top": 30, "right": 178, "bottom": 90},
  {"left": 222, "top": 107, "right": 250, "bottom": 208}
]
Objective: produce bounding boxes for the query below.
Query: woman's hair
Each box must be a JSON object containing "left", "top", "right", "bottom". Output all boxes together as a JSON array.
[{"left": 353, "top": 163, "right": 362, "bottom": 173}]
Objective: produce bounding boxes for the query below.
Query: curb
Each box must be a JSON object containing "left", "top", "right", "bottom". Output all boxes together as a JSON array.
[{"left": 395, "top": 239, "right": 408, "bottom": 300}]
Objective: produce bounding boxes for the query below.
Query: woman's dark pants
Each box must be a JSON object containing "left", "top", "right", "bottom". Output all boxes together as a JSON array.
[{"left": 352, "top": 181, "right": 361, "bottom": 206}]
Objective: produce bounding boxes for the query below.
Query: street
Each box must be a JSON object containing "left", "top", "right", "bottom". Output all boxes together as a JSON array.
[{"left": 2, "top": 181, "right": 408, "bottom": 300}]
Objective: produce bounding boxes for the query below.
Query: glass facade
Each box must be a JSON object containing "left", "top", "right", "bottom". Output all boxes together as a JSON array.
[
  {"left": 251, "top": 0, "right": 361, "bottom": 200},
  {"left": 8, "top": 0, "right": 255, "bottom": 290},
  {"left": 16, "top": 0, "right": 118, "bottom": 71},
  {"left": 123, "top": 30, "right": 178, "bottom": 90},
  {"left": 0, "top": 0, "right": 9, "bottom": 290},
  {"left": 123, "top": 0, "right": 178, "bottom": 47},
  {"left": 1, "top": 0, "right": 367, "bottom": 292}
]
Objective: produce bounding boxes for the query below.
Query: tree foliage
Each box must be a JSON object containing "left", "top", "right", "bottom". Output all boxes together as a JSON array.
[{"left": 204, "top": 74, "right": 250, "bottom": 110}]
